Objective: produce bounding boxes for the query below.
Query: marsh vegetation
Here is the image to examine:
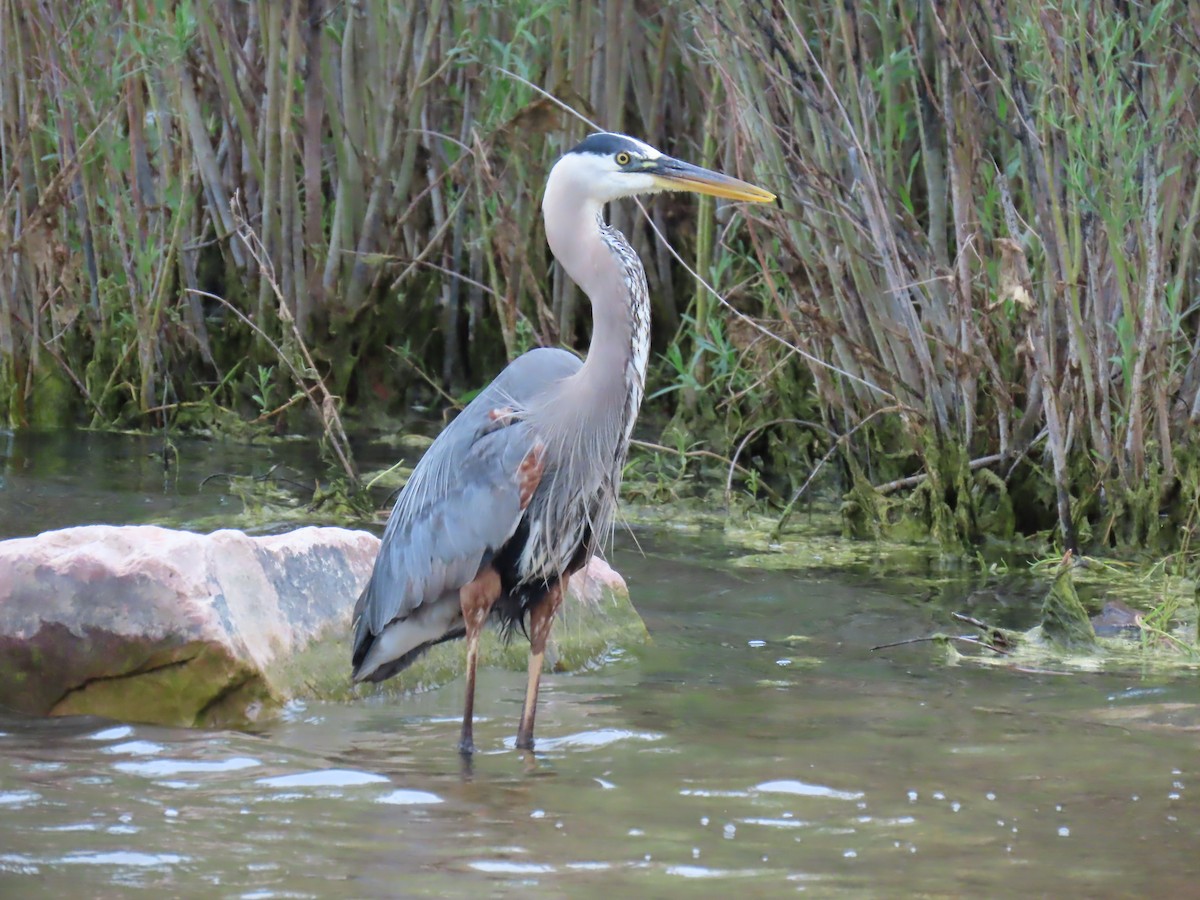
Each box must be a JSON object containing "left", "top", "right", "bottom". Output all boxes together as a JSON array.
[{"left": 3, "top": 0, "right": 1199, "bottom": 570}]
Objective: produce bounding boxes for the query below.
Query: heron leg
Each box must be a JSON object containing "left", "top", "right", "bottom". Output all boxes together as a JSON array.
[
  {"left": 516, "top": 576, "right": 566, "bottom": 751},
  {"left": 458, "top": 566, "right": 501, "bottom": 755}
]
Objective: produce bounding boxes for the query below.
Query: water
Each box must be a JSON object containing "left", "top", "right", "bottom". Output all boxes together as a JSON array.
[{"left": 1, "top": 431, "right": 1198, "bottom": 897}]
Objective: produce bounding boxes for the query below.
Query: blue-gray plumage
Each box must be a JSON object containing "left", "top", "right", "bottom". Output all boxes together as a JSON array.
[
  {"left": 350, "top": 133, "right": 774, "bottom": 754},
  {"left": 351, "top": 348, "right": 580, "bottom": 682}
]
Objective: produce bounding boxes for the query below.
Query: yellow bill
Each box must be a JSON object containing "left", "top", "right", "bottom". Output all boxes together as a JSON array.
[{"left": 647, "top": 156, "right": 776, "bottom": 203}]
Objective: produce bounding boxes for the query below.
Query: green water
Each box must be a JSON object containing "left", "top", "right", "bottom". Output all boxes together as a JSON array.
[{"left": 1, "top": 431, "right": 1197, "bottom": 897}]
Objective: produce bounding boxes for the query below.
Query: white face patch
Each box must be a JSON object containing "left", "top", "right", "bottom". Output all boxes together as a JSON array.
[{"left": 546, "top": 145, "right": 663, "bottom": 205}]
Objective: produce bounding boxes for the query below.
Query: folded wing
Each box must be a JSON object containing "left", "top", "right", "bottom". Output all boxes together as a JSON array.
[{"left": 350, "top": 348, "right": 581, "bottom": 681}]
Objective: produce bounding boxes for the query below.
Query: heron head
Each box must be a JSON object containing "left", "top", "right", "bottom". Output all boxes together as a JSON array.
[{"left": 547, "top": 132, "right": 776, "bottom": 207}]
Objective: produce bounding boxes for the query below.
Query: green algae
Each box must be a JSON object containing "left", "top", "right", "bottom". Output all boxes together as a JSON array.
[
  {"left": 625, "top": 499, "right": 1200, "bottom": 673},
  {"left": 951, "top": 628, "right": 1200, "bottom": 675},
  {"left": 929, "top": 558, "right": 1199, "bottom": 674},
  {"left": 270, "top": 575, "right": 649, "bottom": 703},
  {"left": 48, "top": 642, "right": 277, "bottom": 729},
  {"left": 1039, "top": 560, "right": 1096, "bottom": 650}
]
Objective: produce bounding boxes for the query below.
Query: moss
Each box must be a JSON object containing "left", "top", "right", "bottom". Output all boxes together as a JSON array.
[
  {"left": 269, "top": 628, "right": 356, "bottom": 702},
  {"left": 1038, "top": 562, "right": 1096, "bottom": 650},
  {"left": 972, "top": 468, "right": 1015, "bottom": 539},
  {"left": 28, "top": 365, "right": 75, "bottom": 429},
  {"left": 833, "top": 438, "right": 994, "bottom": 548},
  {"left": 960, "top": 625, "right": 1199, "bottom": 675},
  {"left": 0, "top": 359, "right": 15, "bottom": 426},
  {"left": 49, "top": 642, "right": 277, "bottom": 728},
  {"left": 271, "top": 576, "right": 649, "bottom": 702},
  {"left": 197, "top": 673, "right": 278, "bottom": 729}
]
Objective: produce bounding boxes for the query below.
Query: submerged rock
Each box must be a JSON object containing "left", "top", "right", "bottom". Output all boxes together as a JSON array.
[
  {"left": 272, "top": 556, "right": 645, "bottom": 702},
  {"left": 0, "top": 525, "right": 645, "bottom": 725},
  {"left": 1090, "top": 599, "right": 1143, "bottom": 638}
]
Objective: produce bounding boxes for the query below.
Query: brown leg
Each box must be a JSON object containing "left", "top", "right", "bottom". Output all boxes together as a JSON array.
[
  {"left": 458, "top": 566, "right": 501, "bottom": 755},
  {"left": 516, "top": 576, "right": 566, "bottom": 751}
]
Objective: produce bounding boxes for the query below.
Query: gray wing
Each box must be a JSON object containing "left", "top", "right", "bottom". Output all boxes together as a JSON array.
[{"left": 352, "top": 348, "right": 581, "bottom": 655}]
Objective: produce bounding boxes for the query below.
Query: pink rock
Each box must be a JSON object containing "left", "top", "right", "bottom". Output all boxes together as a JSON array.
[
  {"left": 0, "top": 525, "right": 377, "bottom": 726},
  {"left": 569, "top": 556, "right": 628, "bottom": 606}
]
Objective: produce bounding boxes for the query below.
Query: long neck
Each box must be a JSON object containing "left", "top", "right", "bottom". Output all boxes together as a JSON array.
[{"left": 543, "top": 194, "right": 650, "bottom": 441}]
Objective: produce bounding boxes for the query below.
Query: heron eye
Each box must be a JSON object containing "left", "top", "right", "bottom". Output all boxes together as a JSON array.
[{"left": 615, "top": 152, "right": 631, "bottom": 166}]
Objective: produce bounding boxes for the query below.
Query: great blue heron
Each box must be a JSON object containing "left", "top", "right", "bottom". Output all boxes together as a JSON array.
[{"left": 351, "top": 132, "right": 774, "bottom": 753}]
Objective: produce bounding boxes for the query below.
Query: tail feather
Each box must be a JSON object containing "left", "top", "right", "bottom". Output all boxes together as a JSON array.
[
  {"left": 353, "top": 626, "right": 466, "bottom": 684},
  {"left": 351, "top": 590, "right": 465, "bottom": 683}
]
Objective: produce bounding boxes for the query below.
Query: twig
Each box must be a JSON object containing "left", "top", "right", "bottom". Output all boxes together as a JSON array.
[
  {"left": 253, "top": 392, "right": 307, "bottom": 423},
  {"left": 388, "top": 345, "right": 464, "bottom": 411},
  {"left": 871, "top": 634, "right": 1010, "bottom": 655},
  {"left": 364, "top": 459, "right": 411, "bottom": 493},
  {"left": 492, "top": 66, "right": 602, "bottom": 131},
  {"left": 1004, "top": 428, "right": 1049, "bottom": 482},
  {"left": 35, "top": 335, "right": 105, "bottom": 421},
  {"left": 874, "top": 454, "right": 1004, "bottom": 495},
  {"left": 199, "top": 465, "right": 314, "bottom": 496}
]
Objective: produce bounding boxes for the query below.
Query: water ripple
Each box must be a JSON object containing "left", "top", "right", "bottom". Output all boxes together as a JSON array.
[
  {"left": 113, "top": 756, "right": 261, "bottom": 777},
  {"left": 102, "top": 740, "right": 165, "bottom": 756},
  {"left": 468, "top": 860, "right": 554, "bottom": 874},
  {"left": 739, "top": 817, "right": 809, "bottom": 829},
  {"left": 679, "top": 788, "right": 751, "bottom": 798},
  {"left": 0, "top": 790, "right": 41, "bottom": 807},
  {"left": 255, "top": 769, "right": 389, "bottom": 789},
  {"left": 86, "top": 726, "right": 133, "bottom": 742},
  {"left": 54, "top": 851, "right": 188, "bottom": 867},
  {"left": 375, "top": 789, "right": 443, "bottom": 806},
  {"left": 505, "top": 729, "right": 662, "bottom": 751},
  {"left": 666, "top": 864, "right": 762, "bottom": 879},
  {"left": 755, "top": 780, "right": 864, "bottom": 801}
]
